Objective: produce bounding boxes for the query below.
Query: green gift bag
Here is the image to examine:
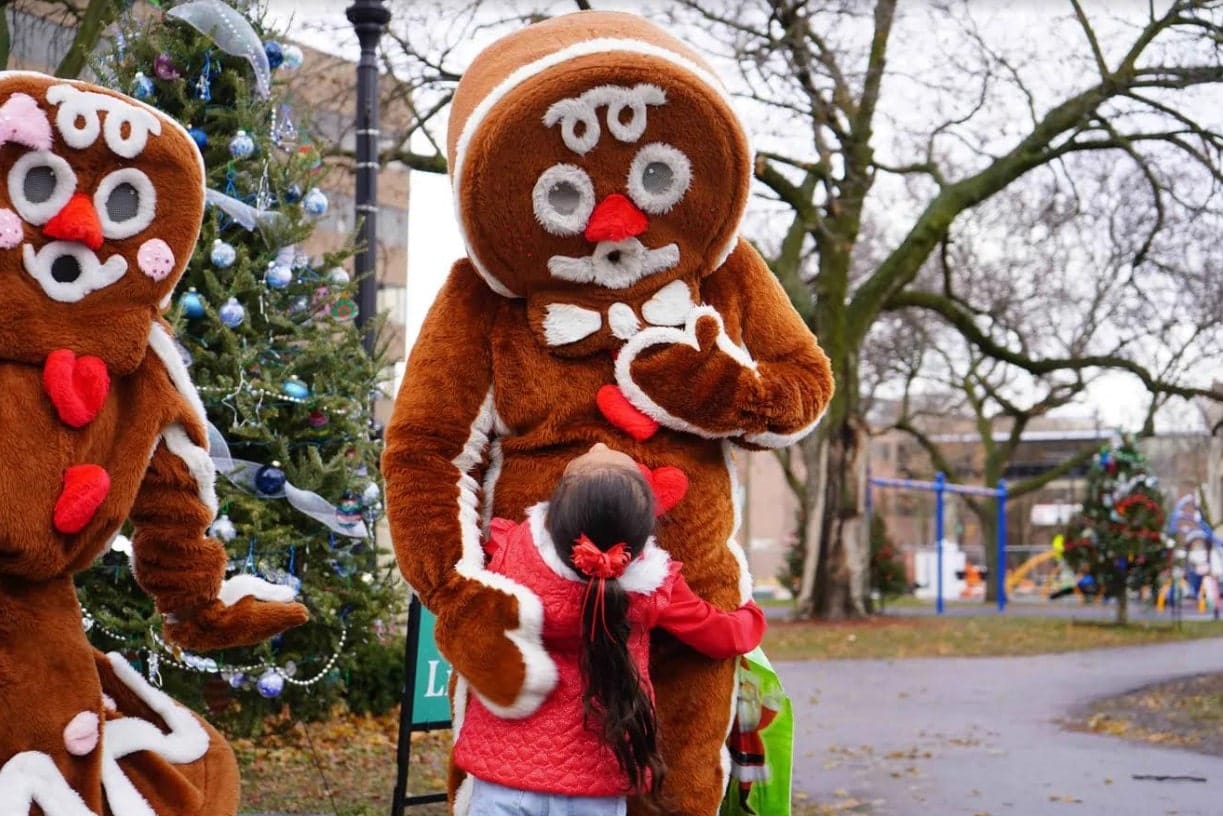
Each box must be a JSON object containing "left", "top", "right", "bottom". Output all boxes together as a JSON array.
[{"left": 720, "top": 647, "right": 794, "bottom": 816}]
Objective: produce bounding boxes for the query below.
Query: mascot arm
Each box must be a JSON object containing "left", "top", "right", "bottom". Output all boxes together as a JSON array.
[
  {"left": 129, "top": 370, "right": 307, "bottom": 652},
  {"left": 615, "top": 239, "right": 833, "bottom": 446},
  {"left": 382, "top": 260, "right": 556, "bottom": 718}
]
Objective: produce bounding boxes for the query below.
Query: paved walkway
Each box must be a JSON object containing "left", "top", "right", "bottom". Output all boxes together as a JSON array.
[{"left": 778, "top": 638, "right": 1223, "bottom": 815}]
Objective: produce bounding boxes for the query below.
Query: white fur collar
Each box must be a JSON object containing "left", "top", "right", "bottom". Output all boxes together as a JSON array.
[{"left": 525, "top": 502, "right": 672, "bottom": 595}]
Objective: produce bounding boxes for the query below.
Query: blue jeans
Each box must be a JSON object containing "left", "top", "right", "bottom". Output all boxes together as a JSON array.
[{"left": 469, "top": 777, "right": 626, "bottom": 816}]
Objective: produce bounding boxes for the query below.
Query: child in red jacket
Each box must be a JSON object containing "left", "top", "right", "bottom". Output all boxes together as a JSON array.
[{"left": 453, "top": 443, "right": 765, "bottom": 814}]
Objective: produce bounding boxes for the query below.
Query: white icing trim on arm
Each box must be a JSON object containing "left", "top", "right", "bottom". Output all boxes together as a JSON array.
[
  {"left": 159, "top": 424, "right": 217, "bottom": 517},
  {"left": 452, "top": 390, "right": 557, "bottom": 719},
  {"left": 742, "top": 415, "right": 823, "bottom": 449},
  {"left": 218, "top": 574, "right": 297, "bottom": 606}
]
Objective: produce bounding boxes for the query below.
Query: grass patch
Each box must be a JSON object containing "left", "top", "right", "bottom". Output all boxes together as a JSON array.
[{"left": 762, "top": 616, "right": 1223, "bottom": 661}]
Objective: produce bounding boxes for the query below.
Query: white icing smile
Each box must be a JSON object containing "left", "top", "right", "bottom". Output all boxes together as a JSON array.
[
  {"left": 23, "top": 241, "right": 128, "bottom": 303},
  {"left": 547, "top": 238, "right": 680, "bottom": 289}
]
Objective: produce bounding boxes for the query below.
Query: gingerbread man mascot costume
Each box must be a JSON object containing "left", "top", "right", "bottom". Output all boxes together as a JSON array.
[
  {"left": 0, "top": 72, "right": 307, "bottom": 815},
  {"left": 384, "top": 11, "right": 833, "bottom": 814}
]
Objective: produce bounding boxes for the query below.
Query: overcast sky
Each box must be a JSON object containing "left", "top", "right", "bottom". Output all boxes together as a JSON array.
[{"left": 263, "top": 0, "right": 1211, "bottom": 433}]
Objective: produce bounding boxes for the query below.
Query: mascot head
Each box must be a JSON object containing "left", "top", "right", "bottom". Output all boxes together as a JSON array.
[
  {"left": 0, "top": 72, "right": 204, "bottom": 368},
  {"left": 448, "top": 11, "right": 751, "bottom": 303}
]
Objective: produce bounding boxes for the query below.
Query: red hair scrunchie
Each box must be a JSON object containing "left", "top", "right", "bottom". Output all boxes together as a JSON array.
[
  {"left": 571, "top": 534, "right": 631, "bottom": 579},
  {"left": 572, "top": 534, "right": 633, "bottom": 643}
]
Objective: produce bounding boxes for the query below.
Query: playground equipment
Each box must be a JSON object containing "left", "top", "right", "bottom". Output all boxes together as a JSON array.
[
  {"left": 1160, "top": 495, "right": 1222, "bottom": 619},
  {"left": 867, "top": 472, "right": 1008, "bottom": 614},
  {"left": 1006, "top": 548, "right": 1059, "bottom": 596}
]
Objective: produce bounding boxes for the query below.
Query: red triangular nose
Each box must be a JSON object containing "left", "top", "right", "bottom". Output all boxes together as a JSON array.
[
  {"left": 584, "top": 193, "right": 648, "bottom": 243},
  {"left": 43, "top": 193, "right": 103, "bottom": 251}
]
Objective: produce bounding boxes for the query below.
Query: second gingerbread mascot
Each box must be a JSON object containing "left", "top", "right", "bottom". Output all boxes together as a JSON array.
[
  {"left": 0, "top": 72, "right": 307, "bottom": 815},
  {"left": 384, "top": 11, "right": 834, "bottom": 815}
]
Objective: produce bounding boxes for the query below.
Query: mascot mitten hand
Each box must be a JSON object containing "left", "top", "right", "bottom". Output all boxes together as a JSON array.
[
  {"left": 431, "top": 577, "right": 554, "bottom": 717},
  {"left": 164, "top": 588, "right": 309, "bottom": 652},
  {"left": 617, "top": 307, "right": 787, "bottom": 437}
]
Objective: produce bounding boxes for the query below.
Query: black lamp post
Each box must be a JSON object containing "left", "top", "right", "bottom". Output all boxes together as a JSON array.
[{"left": 346, "top": 0, "right": 391, "bottom": 354}]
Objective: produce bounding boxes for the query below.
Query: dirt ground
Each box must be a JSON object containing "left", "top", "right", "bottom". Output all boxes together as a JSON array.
[{"left": 1071, "top": 671, "right": 1223, "bottom": 759}]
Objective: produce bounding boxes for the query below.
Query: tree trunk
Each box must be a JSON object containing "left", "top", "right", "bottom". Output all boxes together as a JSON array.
[
  {"left": 806, "top": 417, "right": 870, "bottom": 619},
  {"left": 1116, "top": 575, "right": 1129, "bottom": 625},
  {"left": 795, "top": 433, "right": 828, "bottom": 617}
]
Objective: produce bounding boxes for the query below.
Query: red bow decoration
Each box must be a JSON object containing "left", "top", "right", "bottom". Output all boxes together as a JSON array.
[
  {"left": 572, "top": 534, "right": 633, "bottom": 643},
  {"left": 571, "top": 534, "right": 631, "bottom": 579}
]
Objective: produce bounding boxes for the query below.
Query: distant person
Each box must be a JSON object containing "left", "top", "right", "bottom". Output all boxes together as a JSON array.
[{"left": 454, "top": 443, "right": 766, "bottom": 813}]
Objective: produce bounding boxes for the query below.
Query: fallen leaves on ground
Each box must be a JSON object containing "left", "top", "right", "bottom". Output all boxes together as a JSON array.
[
  {"left": 233, "top": 706, "right": 857, "bottom": 814},
  {"left": 232, "top": 706, "right": 449, "bottom": 816},
  {"left": 1072, "top": 673, "right": 1223, "bottom": 757}
]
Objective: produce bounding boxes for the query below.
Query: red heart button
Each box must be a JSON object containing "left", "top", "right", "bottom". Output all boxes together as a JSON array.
[
  {"left": 43, "top": 349, "right": 109, "bottom": 428},
  {"left": 596, "top": 384, "right": 659, "bottom": 441},
  {"left": 636, "top": 464, "right": 689, "bottom": 516},
  {"left": 54, "top": 464, "right": 111, "bottom": 534}
]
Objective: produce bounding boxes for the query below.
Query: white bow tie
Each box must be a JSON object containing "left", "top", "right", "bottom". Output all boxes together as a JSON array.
[{"left": 540, "top": 279, "right": 696, "bottom": 347}]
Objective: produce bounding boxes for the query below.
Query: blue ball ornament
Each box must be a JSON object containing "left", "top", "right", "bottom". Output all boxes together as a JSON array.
[
  {"left": 188, "top": 126, "right": 208, "bottom": 150},
  {"left": 265, "top": 262, "right": 293, "bottom": 290},
  {"left": 256, "top": 669, "right": 285, "bottom": 699},
  {"left": 131, "top": 71, "right": 154, "bottom": 100},
  {"left": 264, "top": 41, "right": 284, "bottom": 71},
  {"left": 219, "top": 297, "right": 245, "bottom": 328},
  {"left": 210, "top": 239, "right": 236, "bottom": 268},
  {"left": 281, "top": 44, "right": 304, "bottom": 71},
  {"left": 255, "top": 462, "right": 287, "bottom": 495},
  {"left": 229, "top": 130, "right": 255, "bottom": 160},
  {"left": 302, "top": 188, "right": 328, "bottom": 217},
  {"left": 281, "top": 376, "right": 310, "bottom": 400},
  {"left": 180, "top": 287, "right": 205, "bottom": 319},
  {"left": 284, "top": 184, "right": 302, "bottom": 204},
  {"left": 226, "top": 671, "right": 246, "bottom": 690}
]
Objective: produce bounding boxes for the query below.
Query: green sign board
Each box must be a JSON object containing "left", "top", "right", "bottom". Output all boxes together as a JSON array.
[{"left": 411, "top": 605, "right": 453, "bottom": 726}]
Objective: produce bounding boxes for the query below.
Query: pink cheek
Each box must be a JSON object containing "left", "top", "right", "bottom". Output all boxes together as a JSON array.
[
  {"left": 138, "top": 238, "right": 175, "bottom": 281},
  {"left": 0, "top": 208, "right": 23, "bottom": 249},
  {"left": 63, "top": 711, "right": 99, "bottom": 756}
]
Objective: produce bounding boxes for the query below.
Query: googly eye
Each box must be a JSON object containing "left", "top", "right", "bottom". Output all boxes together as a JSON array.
[
  {"left": 7, "top": 151, "right": 77, "bottom": 225},
  {"left": 532, "top": 163, "right": 596, "bottom": 236},
  {"left": 94, "top": 168, "right": 156, "bottom": 240},
  {"left": 627, "top": 143, "right": 691, "bottom": 215}
]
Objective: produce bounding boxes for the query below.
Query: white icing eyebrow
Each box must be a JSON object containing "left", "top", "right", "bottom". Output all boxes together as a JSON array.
[
  {"left": 543, "top": 83, "right": 666, "bottom": 155},
  {"left": 46, "top": 84, "right": 162, "bottom": 159}
]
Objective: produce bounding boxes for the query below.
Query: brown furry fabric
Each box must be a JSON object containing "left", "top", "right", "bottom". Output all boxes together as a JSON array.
[
  {"left": 384, "top": 12, "right": 833, "bottom": 814},
  {"left": 0, "top": 72, "right": 305, "bottom": 814}
]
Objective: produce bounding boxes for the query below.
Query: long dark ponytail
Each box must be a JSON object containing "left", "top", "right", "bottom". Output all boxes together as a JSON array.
[{"left": 546, "top": 464, "right": 665, "bottom": 796}]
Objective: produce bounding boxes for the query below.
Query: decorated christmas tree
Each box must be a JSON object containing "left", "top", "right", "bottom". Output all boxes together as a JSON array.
[
  {"left": 1062, "top": 435, "right": 1168, "bottom": 625},
  {"left": 75, "top": 0, "right": 401, "bottom": 730}
]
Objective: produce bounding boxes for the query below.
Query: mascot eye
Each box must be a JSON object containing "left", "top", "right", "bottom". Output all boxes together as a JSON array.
[
  {"left": 532, "top": 163, "right": 595, "bottom": 236},
  {"left": 7, "top": 151, "right": 77, "bottom": 225},
  {"left": 627, "top": 142, "right": 691, "bottom": 215},
  {"left": 94, "top": 168, "right": 156, "bottom": 240}
]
